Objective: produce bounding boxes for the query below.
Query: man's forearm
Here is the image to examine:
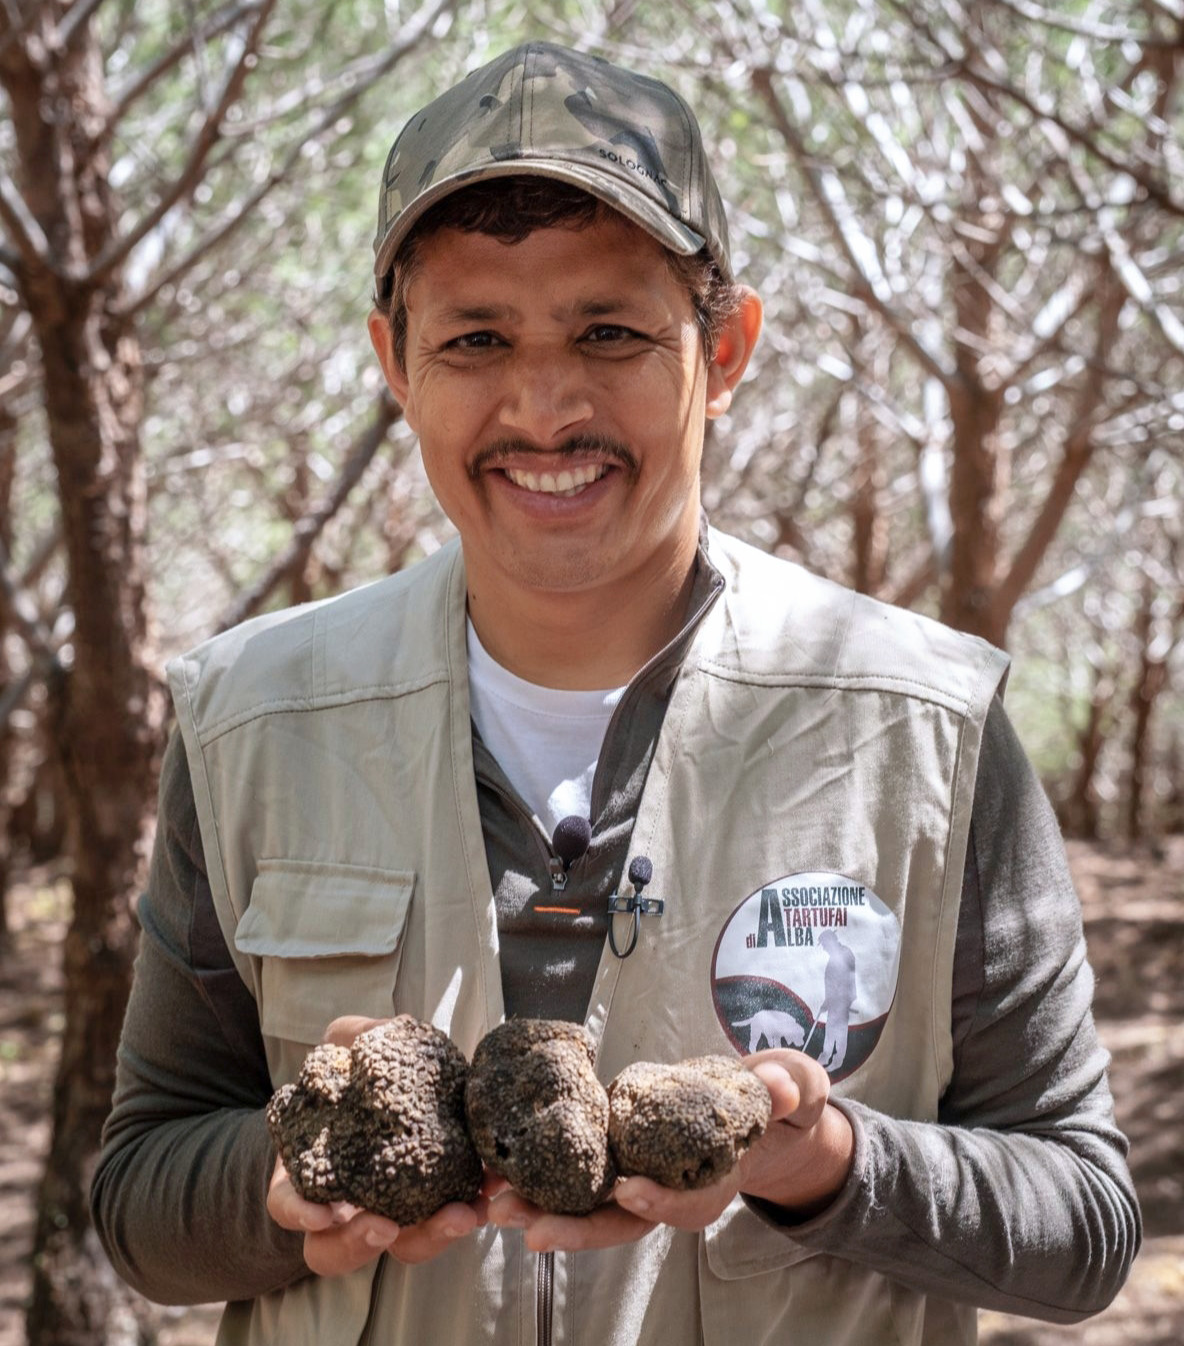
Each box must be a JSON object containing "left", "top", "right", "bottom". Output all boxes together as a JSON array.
[
  {"left": 93, "top": 1102, "right": 306, "bottom": 1304},
  {"left": 778, "top": 1099, "right": 1138, "bottom": 1323},
  {"left": 92, "top": 729, "right": 307, "bottom": 1304}
]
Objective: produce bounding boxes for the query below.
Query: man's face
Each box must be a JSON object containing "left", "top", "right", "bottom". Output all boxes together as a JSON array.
[{"left": 373, "top": 213, "right": 739, "bottom": 607}]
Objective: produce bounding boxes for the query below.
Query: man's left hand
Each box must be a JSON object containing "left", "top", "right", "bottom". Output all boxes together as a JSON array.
[{"left": 487, "top": 1049, "right": 854, "bottom": 1253}]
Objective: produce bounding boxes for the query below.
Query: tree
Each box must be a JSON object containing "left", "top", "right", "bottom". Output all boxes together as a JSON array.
[
  {"left": 0, "top": 0, "right": 447, "bottom": 1338},
  {"left": 643, "top": 0, "right": 1184, "bottom": 652}
]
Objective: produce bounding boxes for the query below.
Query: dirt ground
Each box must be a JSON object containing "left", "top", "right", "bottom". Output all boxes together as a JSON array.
[{"left": 1, "top": 838, "right": 1181, "bottom": 1346}]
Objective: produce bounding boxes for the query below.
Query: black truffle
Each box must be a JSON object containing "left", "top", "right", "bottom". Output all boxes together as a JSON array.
[
  {"left": 607, "top": 1055, "right": 771, "bottom": 1190},
  {"left": 266, "top": 1016, "right": 483, "bottom": 1225},
  {"left": 465, "top": 1019, "right": 615, "bottom": 1215}
]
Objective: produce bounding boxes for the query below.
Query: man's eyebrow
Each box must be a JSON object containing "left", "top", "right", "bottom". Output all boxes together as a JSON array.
[
  {"left": 436, "top": 302, "right": 518, "bottom": 324},
  {"left": 428, "top": 296, "right": 659, "bottom": 324},
  {"left": 568, "top": 297, "right": 648, "bottom": 318}
]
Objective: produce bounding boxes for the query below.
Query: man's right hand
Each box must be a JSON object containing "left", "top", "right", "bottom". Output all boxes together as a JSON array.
[
  {"left": 266, "top": 1015, "right": 489, "bottom": 1275},
  {"left": 267, "top": 1158, "right": 488, "bottom": 1275}
]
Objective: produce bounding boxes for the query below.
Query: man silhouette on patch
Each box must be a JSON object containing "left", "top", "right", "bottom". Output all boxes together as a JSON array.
[{"left": 817, "top": 930, "right": 856, "bottom": 1073}]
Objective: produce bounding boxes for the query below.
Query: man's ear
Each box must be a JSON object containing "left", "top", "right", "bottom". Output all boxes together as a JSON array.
[
  {"left": 367, "top": 310, "right": 416, "bottom": 431},
  {"left": 705, "top": 287, "right": 763, "bottom": 420}
]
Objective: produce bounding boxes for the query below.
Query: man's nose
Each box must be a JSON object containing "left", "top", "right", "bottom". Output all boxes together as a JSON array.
[{"left": 497, "top": 351, "right": 594, "bottom": 444}]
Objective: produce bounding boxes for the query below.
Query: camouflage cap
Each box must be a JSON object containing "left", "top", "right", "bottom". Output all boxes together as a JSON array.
[{"left": 373, "top": 42, "right": 732, "bottom": 286}]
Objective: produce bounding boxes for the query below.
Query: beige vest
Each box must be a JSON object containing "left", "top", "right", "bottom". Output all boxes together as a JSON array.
[{"left": 168, "top": 530, "right": 1008, "bottom": 1346}]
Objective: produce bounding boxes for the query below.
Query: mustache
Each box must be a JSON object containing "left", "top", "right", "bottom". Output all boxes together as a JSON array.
[{"left": 469, "top": 434, "right": 638, "bottom": 479}]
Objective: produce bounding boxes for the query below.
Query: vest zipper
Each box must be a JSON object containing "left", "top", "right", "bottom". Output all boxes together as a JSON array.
[
  {"left": 536, "top": 1250, "right": 554, "bottom": 1346},
  {"left": 482, "top": 774, "right": 573, "bottom": 892}
]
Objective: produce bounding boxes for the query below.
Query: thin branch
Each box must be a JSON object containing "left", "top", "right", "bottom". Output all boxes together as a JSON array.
[
  {"left": 19, "top": 525, "right": 63, "bottom": 591},
  {"left": 963, "top": 64, "right": 1184, "bottom": 219},
  {"left": 224, "top": 0, "right": 452, "bottom": 138},
  {"left": 57, "top": 0, "right": 114, "bottom": 48},
  {"left": 215, "top": 393, "right": 402, "bottom": 633},
  {"left": 885, "top": 548, "right": 937, "bottom": 609},
  {"left": 0, "top": 664, "right": 41, "bottom": 729},
  {"left": 994, "top": 269, "right": 1126, "bottom": 618},
  {"left": 0, "top": 166, "right": 52, "bottom": 267},
  {"left": 0, "top": 0, "right": 28, "bottom": 59},
  {"left": 750, "top": 66, "right": 954, "bottom": 388},
  {"left": 1100, "top": 225, "right": 1184, "bottom": 358},
  {"left": 117, "top": 0, "right": 452, "bottom": 316},
  {"left": 109, "top": 1, "right": 261, "bottom": 123},
  {"left": 0, "top": 538, "right": 56, "bottom": 659},
  {"left": 85, "top": 0, "right": 278, "bottom": 284},
  {"left": 983, "top": 0, "right": 1168, "bottom": 43}
]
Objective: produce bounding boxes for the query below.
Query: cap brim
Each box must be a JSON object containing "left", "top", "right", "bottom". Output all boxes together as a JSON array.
[{"left": 373, "top": 159, "right": 707, "bottom": 282}]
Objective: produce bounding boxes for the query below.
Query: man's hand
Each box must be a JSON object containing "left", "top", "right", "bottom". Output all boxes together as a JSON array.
[
  {"left": 266, "top": 1015, "right": 489, "bottom": 1276},
  {"left": 487, "top": 1048, "right": 854, "bottom": 1254},
  {"left": 267, "top": 1158, "right": 489, "bottom": 1274}
]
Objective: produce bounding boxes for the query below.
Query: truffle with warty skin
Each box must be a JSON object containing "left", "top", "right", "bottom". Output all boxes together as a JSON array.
[
  {"left": 266, "top": 1016, "right": 483, "bottom": 1225},
  {"left": 465, "top": 1019, "right": 615, "bottom": 1215},
  {"left": 265, "top": 1042, "right": 354, "bottom": 1204},
  {"left": 607, "top": 1055, "right": 771, "bottom": 1190}
]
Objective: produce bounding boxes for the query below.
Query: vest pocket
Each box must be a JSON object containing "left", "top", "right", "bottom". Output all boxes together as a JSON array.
[
  {"left": 703, "top": 1197, "right": 819, "bottom": 1278},
  {"left": 700, "top": 1201, "right": 929, "bottom": 1346},
  {"left": 235, "top": 858, "right": 415, "bottom": 1045}
]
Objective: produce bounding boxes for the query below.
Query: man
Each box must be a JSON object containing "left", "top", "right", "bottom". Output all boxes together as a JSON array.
[{"left": 93, "top": 41, "right": 1139, "bottom": 1345}]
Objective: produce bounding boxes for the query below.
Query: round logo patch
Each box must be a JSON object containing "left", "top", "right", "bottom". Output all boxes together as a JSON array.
[{"left": 711, "top": 872, "right": 902, "bottom": 1082}]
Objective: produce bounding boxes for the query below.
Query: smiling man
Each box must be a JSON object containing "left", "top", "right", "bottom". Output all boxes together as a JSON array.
[{"left": 93, "top": 41, "right": 1138, "bottom": 1346}]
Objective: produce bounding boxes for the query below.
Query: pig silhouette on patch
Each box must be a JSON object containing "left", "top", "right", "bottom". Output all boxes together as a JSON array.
[{"left": 733, "top": 1009, "right": 806, "bottom": 1052}]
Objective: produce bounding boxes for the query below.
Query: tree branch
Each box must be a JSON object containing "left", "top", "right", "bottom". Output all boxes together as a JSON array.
[
  {"left": 0, "top": 165, "right": 52, "bottom": 267},
  {"left": 0, "top": 536, "right": 57, "bottom": 660},
  {"left": 108, "top": 0, "right": 261, "bottom": 124},
  {"left": 993, "top": 267, "right": 1126, "bottom": 619},
  {"left": 215, "top": 393, "right": 402, "bottom": 633},
  {"left": 982, "top": 0, "right": 1168, "bottom": 43},
  {"left": 963, "top": 64, "right": 1184, "bottom": 219},
  {"left": 750, "top": 65, "right": 954, "bottom": 387},
  {"left": 85, "top": 0, "right": 278, "bottom": 284},
  {"left": 57, "top": 0, "right": 115, "bottom": 49},
  {"left": 117, "top": 0, "right": 451, "bottom": 315}
]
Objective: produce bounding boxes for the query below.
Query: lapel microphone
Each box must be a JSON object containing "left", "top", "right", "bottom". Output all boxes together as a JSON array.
[
  {"left": 549, "top": 815, "right": 592, "bottom": 891},
  {"left": 608, "top": 855, "right": 664, "bottom": 958}
]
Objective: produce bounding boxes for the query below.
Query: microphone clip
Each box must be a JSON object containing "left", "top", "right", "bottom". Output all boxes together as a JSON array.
[{"left": 608, "top": 856, "right": 663, "bottom": 958}]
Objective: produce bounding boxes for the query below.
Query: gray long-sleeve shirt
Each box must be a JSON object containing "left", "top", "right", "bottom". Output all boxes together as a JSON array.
[{"left": 91, "top": 565, "right": 1139, "bottom": 1323}]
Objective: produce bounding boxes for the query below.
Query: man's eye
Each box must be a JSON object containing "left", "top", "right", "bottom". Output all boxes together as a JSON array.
[
  {"left": 448, "top": 331, "right": 501, "bottom": 350},
  {"left": 583, "top": 324, "right": 642, "bottom": 344}
]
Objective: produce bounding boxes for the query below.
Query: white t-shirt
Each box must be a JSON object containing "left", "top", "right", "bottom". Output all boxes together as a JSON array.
[{"left": 466, "top": 619, "right": 625, "bottom": 838}]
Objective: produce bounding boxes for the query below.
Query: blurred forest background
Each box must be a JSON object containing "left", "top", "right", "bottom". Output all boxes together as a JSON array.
[{"left": 0, "top": 0, "right": 1181, "bottom": 1343}]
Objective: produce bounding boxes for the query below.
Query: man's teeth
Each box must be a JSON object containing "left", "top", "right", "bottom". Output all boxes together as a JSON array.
[{"left": 504, "top": 464, "right": 608, "bottom": 496}]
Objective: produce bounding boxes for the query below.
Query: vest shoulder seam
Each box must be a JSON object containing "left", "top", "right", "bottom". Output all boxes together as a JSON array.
[
  {"left": 194, "top": 672, "right": 450, "bottom": 746},
  {"left": 694, "top": 661, "right": 975, "bottom": 715}
]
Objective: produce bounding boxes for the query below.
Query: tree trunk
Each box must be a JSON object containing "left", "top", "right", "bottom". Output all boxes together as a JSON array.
[
  {"left": 1, "top": 7, "right": 164, "bottom": 1342},
  {"left": 941, "top": 147, "right": 1008, "bottom": 646},
  {"left": 850, "top": 394, "right": 887, "bottom": 597},
  {"left": 1127, "top": 592, "right": 1159, "bottom": 844},
  {"left": 1126, "top": 577, "right": 1180, "bottom": 845},
  {"left": 1065, "top": 665, "right": 1114, "bottom": 840},
  {"left": 0, "top": 403, "right": 15, "bottom": 950}
]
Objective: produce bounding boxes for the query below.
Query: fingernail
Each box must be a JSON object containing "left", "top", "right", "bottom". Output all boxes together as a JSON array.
[
  {"left": 442, "top": 1223, "right": 464, "bottom": 1239},
  {"left": 364, "top": 1228, "right": 390, "bottom": 1248}
]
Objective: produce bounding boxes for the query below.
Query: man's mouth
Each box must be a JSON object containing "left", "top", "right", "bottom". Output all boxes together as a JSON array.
[{"left": 502, "top": 463, "right": 610, "bottom": 497}]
